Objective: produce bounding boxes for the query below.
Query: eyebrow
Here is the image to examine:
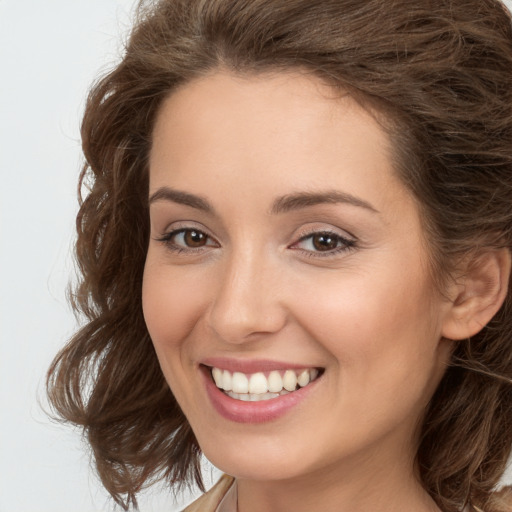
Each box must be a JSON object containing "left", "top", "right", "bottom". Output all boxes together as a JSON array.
[
  {"left": 148, "top": 187, "right": 213, "bottom": 213},
  {"left": 148, "top": 187, "right": 378, "bottom": 215},
  {"left": 270, "top": 190, "right": 379, "bottom": 214}
]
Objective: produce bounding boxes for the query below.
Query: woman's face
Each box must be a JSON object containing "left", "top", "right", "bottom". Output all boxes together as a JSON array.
[{"left": 143, "top": 71, "right": 455, "bottom": 483}]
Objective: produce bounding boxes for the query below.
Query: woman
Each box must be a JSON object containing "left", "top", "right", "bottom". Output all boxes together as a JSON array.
[{"left": 47, "top": 0, "right": 512, "bottom": 511}]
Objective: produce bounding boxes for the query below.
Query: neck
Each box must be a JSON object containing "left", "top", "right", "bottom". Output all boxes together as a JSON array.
[{"left": 235, "top": 448, "right": 441, "bottom": 512}]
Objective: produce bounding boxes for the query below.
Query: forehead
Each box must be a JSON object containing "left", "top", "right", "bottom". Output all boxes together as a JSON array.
[{"left": 149, "top": 70, "right": 411, "bottom": 218}]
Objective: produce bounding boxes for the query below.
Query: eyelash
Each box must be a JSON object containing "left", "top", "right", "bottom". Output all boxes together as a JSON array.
[
  {"left": 155, "top": 228, "right": 218, "bottom": 254},
  {"left": 291, "top": 230, "right": 356, "bottom": 258},
  {"left": 155, "top": 228, "right": 356, "bottom": 258}
]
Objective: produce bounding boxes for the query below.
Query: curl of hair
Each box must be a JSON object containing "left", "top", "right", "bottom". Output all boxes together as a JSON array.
[{"left": 47, "top": 0, "right": 512, "bottom": 510}]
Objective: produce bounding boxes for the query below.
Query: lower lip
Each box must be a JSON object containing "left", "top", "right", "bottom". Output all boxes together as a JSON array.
[{"left": 201, "top": 366, "right": 321, "bottom": 424}]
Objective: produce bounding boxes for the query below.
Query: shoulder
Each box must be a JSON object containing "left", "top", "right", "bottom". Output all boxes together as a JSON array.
[{"left": 182, "top": 474, "right": 236, "bottom": 512}]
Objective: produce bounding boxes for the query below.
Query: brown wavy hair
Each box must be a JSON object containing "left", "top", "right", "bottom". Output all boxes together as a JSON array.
[{"left": 46, "top": 0, "right": 512, "bottom": 510}]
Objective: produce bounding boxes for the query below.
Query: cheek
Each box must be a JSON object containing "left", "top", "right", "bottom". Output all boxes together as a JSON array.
[
  {"left": 141, "top": 257, "right": 214, "bottom": 420},
  {"left": 288, "top": 274, "right": 445, "bottom": 451},
  {"left": 288, "top": 261, "right": 443, "bottom": 391},
  {"left": 142, "top": 257, "right": 207, "bottom": 364},
  {"left": 292, "top": 266, "right": 436, "bottom": 342}
]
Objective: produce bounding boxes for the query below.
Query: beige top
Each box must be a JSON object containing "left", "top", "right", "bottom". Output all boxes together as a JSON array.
[
  {"left": 182, "top": 475, "right": 476, "bottom": 511},
  {"left": 182, "top": 474, "right": 236, "bottom": 512}
]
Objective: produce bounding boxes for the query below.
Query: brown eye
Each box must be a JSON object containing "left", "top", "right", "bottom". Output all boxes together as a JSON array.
[
  {"left": 311, "top": 233, "right": 339, "bottom": 251},
  {"left": 157, "top": 228, "right": 218, "bottom": 252},
  {"left": 292, "top": 230, "right": 355, "bottom": 257},
  {"left": 183, "top": 229, "right": 208, "bottom": 247}
]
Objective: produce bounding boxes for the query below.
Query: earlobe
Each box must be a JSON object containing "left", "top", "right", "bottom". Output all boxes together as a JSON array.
[{"left": 441, "top": 248, "right": 511, "bottom": 341}]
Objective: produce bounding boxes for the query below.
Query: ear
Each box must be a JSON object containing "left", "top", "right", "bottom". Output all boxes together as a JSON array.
[{"left": 441, "top": 248, "right": 511, "bottom": 341}]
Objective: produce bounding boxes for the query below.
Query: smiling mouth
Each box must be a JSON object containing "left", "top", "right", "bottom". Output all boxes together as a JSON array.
[{"left": 208, "top": 366, "right": 324, "bottom": 402}]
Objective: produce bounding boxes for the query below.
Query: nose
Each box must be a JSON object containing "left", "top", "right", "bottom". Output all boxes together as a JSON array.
[{"left": 207, "top": 250, "right": 287, "bottom": 344}]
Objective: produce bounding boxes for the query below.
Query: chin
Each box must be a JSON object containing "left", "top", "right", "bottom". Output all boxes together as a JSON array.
[{"left": 199, "top": 434, "right": 312, "bottom": 481}]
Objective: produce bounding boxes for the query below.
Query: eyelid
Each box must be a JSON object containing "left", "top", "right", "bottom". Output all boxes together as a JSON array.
[
  {"left": 154, "top": 222, "right": 220, "bottom": 252},
  {"left": 158, "top": 219, "right": 210, "bottom": 233},
  {"left": 289, "top": 226, "right": 357, "bottom": 257},
  {"left": 293, "top": 224, "right": 356, "bottom": 241}
]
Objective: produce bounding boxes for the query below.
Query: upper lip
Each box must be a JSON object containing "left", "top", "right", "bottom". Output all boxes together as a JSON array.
[{"left": 201, "top": 357, "right": 323, "bottom": 374}]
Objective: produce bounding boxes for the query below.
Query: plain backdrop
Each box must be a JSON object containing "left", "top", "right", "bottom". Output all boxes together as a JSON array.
[{"left": 1, "top": 1, "right": 511, "bottom": 511}]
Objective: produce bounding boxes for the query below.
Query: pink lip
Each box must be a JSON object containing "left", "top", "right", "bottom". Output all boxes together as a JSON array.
[
  {"left": 200, "top": 364, "right": 322, "bottom": 424},
  {"left": 201, "top": 357, "right": 317, "bottom": 374}
]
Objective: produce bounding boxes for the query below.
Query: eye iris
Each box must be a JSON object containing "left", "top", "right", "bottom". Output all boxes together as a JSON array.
[
  {"left": 312, "top": 233, "right": 338, "bottom": 251},
  {"left": 184, "top": 230, "right": 207, "bottom": 247}
]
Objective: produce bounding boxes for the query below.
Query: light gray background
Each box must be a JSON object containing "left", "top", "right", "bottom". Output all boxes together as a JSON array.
[{"left": 1, "top": 1, "right": 511, "bottom": 510}]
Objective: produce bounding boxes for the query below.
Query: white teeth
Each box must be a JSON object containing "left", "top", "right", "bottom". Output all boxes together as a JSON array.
[
  {"left": 222, "top": 370, "right": 232, "bottom": 391},
  {"left": 249, "top": 372, "right": 268, "bottom": 394},
  {"left": 283, "top": 370, "right": 298, "bottom": 391},
  {"left": 267, "top": 371, "right": 283, "bottom": 392},
  {"left": 211, "top": 366, "right": 322, "bottom": 401},
  {"left": 297, "top": 369, "right": 310, "bottom": 387},
  {"left": 225, "top": 390, "right": 281, "bottom": 401},
  {"left": 212, "top": 367, "right": 223, "bottom": 387},
  {"left": 232, "top": 372, "right": 249, "bottom": 394}
]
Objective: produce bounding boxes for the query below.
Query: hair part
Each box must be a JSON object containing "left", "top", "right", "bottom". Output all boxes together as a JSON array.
[{"left": 47, "top": 0, "right": 512, "bottom": 510}]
